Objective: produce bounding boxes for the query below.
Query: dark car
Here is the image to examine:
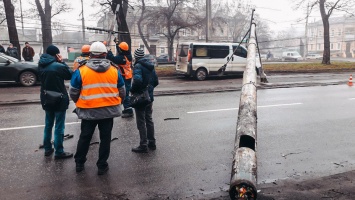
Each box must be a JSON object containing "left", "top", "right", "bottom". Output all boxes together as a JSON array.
[
  {"left": 156, "top": 54, "right": 169, "bottom": 63},
  {"left": 0, "top": 53, "right": 39, "bottom": 86}
]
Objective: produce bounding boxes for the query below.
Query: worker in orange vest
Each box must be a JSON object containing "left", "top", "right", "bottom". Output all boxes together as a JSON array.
[
  {"left": 73, "top": 45, "right": 91, "bottom": 71},
  {"left": 69, "top": 41, "right": 126, "bottom": 175},
  {"left": 107, "top": 40, "right": 133, "bottom": 118}
]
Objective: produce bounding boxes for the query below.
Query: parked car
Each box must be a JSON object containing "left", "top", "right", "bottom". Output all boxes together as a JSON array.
[
  {"left": 144, "top": 54, "right": 158, "bottom": 67},
  {"left": 282, "top": 51, "right": 303, "bottom": 62},
  {"left": 156, "top": 54, "right": 169, "bottom": 63},
  {"left": 306, "top": 53, "right": 323, "bottom": 60},
  {"left": 0, "top": 53, "right": 39, "bottom": 86}
]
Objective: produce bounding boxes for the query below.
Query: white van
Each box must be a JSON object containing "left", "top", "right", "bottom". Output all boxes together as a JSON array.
[
  {"left": 282, "top": 51, "right": 303, "bottom": 62},
  {"left": 175, "top": 42, "right": 249, "bottom": 81}
]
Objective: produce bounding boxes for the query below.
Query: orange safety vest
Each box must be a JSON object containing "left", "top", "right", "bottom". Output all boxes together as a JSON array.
[
  {"left": 73, "top": 56, "right": 90, "bottom": 71},
  {"left": 118, "top": 56, "right": 132, "bottom": 79},
  {"left": 76, "top": 65, "right": 121, "bottom": 108}
]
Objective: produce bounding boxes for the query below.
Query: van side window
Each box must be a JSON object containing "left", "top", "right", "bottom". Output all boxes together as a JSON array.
[
  {"left": 233, "top": 46, "right": 247, "bottom": 58},
  {"left": 196, "top": 47, "right": 208, "bottom": 57},
  {"left": 209, "top": 46, "right": 229, "bottom": 58},
  {"left": 193, "top": 45, "right": 208, "bottom": 57}
]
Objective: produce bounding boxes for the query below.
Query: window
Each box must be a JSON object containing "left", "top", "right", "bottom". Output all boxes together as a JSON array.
[
  {"left": 331, "top": 43, "right": 333, "bottom": 49},
  {"left": 331, "top": 30, "right": 334, "bottom": 37},
  {"left": 209, "top": 46, "right": 229, "bottom": 58},
  {"left": 319, "top": 30, "right": 322, "bottom": 36},
  {"left": 338, "top": 29, "right": 342, "bottom": 36},
  {"left": 193, "top": 46, "right": 208, "bottom": 57},
  {"left": 233, "top": 46, "right": 247, "bottom": 58},
  {"left": 318, "top": 44, "right": 321, "bottom": 50},
  {"left": 193, "top": 45, "right": 229, "bottom": 58},
  {"left": 177, "top": 45, "right": 188, "bottom": 57},
  {"left": 160, "top": 47, "right": 165, "bottom": 54},
  {"left": 182, "top": 29, "right": 186, "bottom": 36},
  {"left": 338, "top": 43, "right": 341, "bottom": 49},
  {"left": 310, "top": 44, "right": 313, "bottom": 50}
]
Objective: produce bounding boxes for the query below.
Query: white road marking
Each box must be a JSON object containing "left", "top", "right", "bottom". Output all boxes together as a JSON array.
[
  {"left": 187, "top": 103, "right": 303, "bottom": 114},
  {"left": 349, "top": 98, "right": 355, "bottom": 100},
  {"left": 0, "top": 122, "right": 80, "bottom": 131}
]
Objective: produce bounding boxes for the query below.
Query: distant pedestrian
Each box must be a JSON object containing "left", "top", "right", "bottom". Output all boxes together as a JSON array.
[
  {"left": 6, "top": 43, "right": 19, "bottom": 59},
  {"left": 38, "top": 45, "right": 73, "bottom": 159},
  {"left": 0, "top": 44, "right": 5, "bottom": 54},
  {"left": 70, "top": 41, "right": 126, "bottom": 175},
  {"left": 131, "top": 48, "right": 159, "bottom": 153},
  {"left": 73, "top": 45, "right": 90, "bottom": 71},
  {"left": 22, "top": 42, "right": 35, "bottom": 62},
  {"left": 107, "top": 40, "right": 134, "bottom": 118}
]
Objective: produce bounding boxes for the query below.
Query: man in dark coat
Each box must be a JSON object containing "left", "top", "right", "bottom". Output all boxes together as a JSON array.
[
  {"left": 38, "top": 45, "right": 73, "bottom": 159},
  {"left": 0, "top": 44, "right": 5, "bottom": 54},
  {"left": 22, "top": 42, "right": 35, "bottom": 61},
  {"left": 131, "top": 48, "right": 159, "bottom": 153},
  {"left": 6, "top": 43, "right": 19, "bottom": 59}
]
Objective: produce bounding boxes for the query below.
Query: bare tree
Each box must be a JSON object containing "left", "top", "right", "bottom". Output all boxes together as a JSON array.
[
  {"left": 97, "top": 0, "right": 132, "bottom": 49},
  {"left": 0, "top": 2, "right": 6, "bottom": 24},
  {"left": 142, "top": 0, "right": 203, "bottom": 60},
  {"left": 34, "top": 0, "right": 71, "bottom": 51},
  {"left": 3, "top": 0, "right": 21, "bottom": 59},
  {"left": 295, "top": 0, "right": 355, "bottom": 64}
]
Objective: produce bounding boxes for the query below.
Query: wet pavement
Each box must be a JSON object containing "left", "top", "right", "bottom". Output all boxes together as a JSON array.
[
  {"left": 0, "top": 72, "right": 351, "bottom": 105},
  {"left": 1, "top": 73, "right": 355, "bottom": 199}
]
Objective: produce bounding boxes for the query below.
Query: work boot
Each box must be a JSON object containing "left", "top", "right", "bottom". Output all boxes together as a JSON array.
[
  {"left": 131, "top": 145, "right": 148, "bottom": 153},
  {"left": 97, "top": 166, "right": 109, "bottom": 175},
  {"left": 76, "top": 163, "right": 85, "bottom": 173},
  {"left": 122, "top": 108, "right": 134, "bottom": 118},
  {"left": 44, "top": 148, "right": 54, "bottom": 156},
  {"left": 148, "top": 142, "right": 156, "bottom": 150},
  {"left": 54, "top": 152, "right": 73, "bottom": 160}
]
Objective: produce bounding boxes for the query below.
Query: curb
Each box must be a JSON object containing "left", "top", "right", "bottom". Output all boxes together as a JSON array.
[{"left": 0, "top": 81, "right": 346, "bottom": 106}]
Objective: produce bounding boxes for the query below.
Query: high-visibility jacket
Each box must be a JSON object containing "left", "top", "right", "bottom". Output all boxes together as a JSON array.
[
  {"left": 118, "top": 56, "right": 132, "bottom": 79},
  {"left": 73, "top": 56, "right": 90, "bottom": 71},
  {"left": 76, "top": 65, "right": 121, "bottom": 108}
]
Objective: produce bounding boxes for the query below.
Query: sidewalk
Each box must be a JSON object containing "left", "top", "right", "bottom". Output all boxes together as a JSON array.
[{"left": 0, "top": 73, "right": 349, "bottom": 106}]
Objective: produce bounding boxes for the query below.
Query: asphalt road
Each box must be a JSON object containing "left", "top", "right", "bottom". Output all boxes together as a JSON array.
[{"left": 1, "top": 84, "right": 355, "bottom": 199}]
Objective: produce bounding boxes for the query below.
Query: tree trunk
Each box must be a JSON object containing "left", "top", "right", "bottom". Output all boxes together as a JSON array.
[
  {"left": 137, "top": 0, "right": 152, "bottom": 54},
  {"left": 35, "top": 0, "right": 53, "bottom": 53},
  {"left": 3, "top": 0, "right": 21, "bottom": 60},
  {"left": 112, "top": 0, "right": 131, "bottom": 51},
  {"left": 167, "top": 37, "right": 174, "bottom": 61},
  {"left": 319, "top": 0, "right": 331, "bottom": 64}
]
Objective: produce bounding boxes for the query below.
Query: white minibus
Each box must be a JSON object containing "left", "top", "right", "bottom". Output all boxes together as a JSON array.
[{"left": 175, "top": 42, "right": 249, "bottom": 81}]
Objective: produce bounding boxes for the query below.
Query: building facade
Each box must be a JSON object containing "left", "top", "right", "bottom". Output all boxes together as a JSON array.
[{"left": 307, "top": 17, "right": 355, "bottom": 58}]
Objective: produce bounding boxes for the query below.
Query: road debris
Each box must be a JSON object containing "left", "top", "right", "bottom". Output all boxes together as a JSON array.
[
  {"left": 39, "top": 134, "right": 74, "bottom": 149},
  {"left": 164, "top": 117, "right": 180, "bottom": 121},
  {"left": 281, "top": 152, "right": 302, "bottom": 158}
]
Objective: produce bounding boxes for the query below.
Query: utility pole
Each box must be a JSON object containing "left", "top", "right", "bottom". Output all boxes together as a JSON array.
[
  {"left": 80, "top": 0, "right": 86, "bottom": 43},
  {"left": 206, "top": 0, "right": 211, "bottom": 42},
  {"left": 304, "top": 3, "right": 309, "bottom": 58},
  {"left": 19, "top": 0, "right": 24, "bottom": 36}
]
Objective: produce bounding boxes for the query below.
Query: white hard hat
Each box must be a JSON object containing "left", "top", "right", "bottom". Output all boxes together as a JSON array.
[{"left": 89, "top": 41, "right": 107, "bottom": 55}]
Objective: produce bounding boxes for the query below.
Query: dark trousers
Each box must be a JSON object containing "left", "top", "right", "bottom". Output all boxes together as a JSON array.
[
  {"left": 123, "top": 79, "right": 132, "bottom": 109},
  {"left": 134, "top": 103, "right": 155, "bottom": 146},
  {"left": 74, "top": 118, "right": 113, "bottom": 169}
]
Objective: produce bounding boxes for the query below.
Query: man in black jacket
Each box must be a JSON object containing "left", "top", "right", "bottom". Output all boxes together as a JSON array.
[
  {"left": 38, "top": 45, "right": 73, "bottom": 159},
  {"left": 0, "top": 44, "right": 5, "bottom": 54}
]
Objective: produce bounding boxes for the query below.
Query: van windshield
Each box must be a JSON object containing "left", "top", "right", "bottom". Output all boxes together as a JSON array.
[{"left": 177, "top": 45, "right": 189, "bottom": 57}]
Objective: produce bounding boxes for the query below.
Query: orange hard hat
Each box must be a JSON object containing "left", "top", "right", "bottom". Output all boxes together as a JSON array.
[
  {"left": 102, "top": 41, "right": 107, "bottom": 45},
  {"left": 119, "top": 42, "right": 129, "bottom": 51},
  {"left": 81, "top": 45, "right": 91, "bottom": 53}
]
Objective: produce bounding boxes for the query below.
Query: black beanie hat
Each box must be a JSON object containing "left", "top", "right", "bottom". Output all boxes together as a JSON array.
[{"left": 46, "top": 45, "right": 60, "bottom": 56}]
